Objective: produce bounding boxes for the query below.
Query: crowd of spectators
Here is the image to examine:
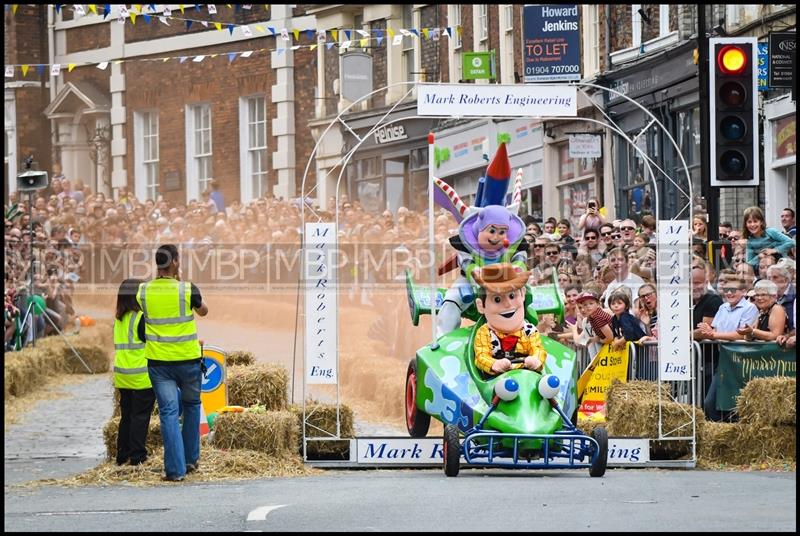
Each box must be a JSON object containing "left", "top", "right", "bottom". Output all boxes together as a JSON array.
[{"left": 5, "top": 169, "right": 796, "bottom": 390}]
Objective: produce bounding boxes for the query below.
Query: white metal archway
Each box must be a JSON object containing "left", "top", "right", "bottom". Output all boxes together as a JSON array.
[{"left": 297, "top": 81, "right": 696, "bottom": 468}]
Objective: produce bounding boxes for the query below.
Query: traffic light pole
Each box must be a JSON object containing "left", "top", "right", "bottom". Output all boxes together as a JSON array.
[{"left": 698, "top": 5, "right": 719, "bottom": 241}]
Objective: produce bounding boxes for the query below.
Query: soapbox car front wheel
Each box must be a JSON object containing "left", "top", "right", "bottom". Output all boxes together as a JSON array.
[
  {"left": 589, "top": 427, "right": 608, "bottom": 477},
  {"left": 443, "top": 424, "right": 461, "bottom": 477},
  {"left": 405, "top": 359, "right": 431, "bottom": 438}
]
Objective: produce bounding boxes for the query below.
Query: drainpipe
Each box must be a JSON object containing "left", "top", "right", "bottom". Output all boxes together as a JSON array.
[
  {"left": 604, "top": 5, "right": 611, "bottom": 72},
  {"left": 47, "top": 5, "right": 57, "bottom": 164}
]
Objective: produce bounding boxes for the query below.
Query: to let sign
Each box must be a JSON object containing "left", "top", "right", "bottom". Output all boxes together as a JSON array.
[
  {"left": 304, "top": 223, "right": 338, "bottom": 385},
  {"left": 523, "top": 4, "right": 581, "bottom": 82}
]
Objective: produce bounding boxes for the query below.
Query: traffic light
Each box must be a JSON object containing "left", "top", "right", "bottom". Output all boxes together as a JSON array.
[{"left": 709, "top": 37, "right": 759, "bottom": 187}]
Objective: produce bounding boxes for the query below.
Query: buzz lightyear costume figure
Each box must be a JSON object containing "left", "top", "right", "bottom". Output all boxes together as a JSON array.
[{"left": 433, "top": 143, "right": 528, "bottom": 338}]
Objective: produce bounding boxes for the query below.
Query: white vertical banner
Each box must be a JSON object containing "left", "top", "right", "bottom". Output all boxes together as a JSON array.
[
  {"left": 657, "top": 220, "right": 691, "bottom": 381},
  {"left": 304, "top": 223, "right": 338, "bottom": 384}
]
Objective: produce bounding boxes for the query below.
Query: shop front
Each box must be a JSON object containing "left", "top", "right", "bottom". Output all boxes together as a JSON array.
[
  {"left": 602, "top": 41, "right": 710, "bottom": 221},
  {"left": 764, "top": 93, "right": 796, "bottom": 227},
  {"left": 344, "top": 104, "right": 435, "bottom": 214}
]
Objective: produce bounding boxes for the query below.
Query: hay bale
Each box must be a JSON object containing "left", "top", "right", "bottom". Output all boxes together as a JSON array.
[
  {"left": 605, "top": 379, "right": 698, "bottom": 437},
  {"left": 736, "top": 377, "right": 796, "bottom": 426},
  {"left": 288, "top": 403, "right": 355, "bottom": 457},
  {"left": 212, "top": 411, "right": 299, "bottom": 455},
  {"left": 62, "top": 344, "right": 110, "bottom": 373},
  {"left": 4, "top": 342, "right": 69, "bottom": 400},
  {"left": 226, "top": 351, "right": 255, "bottom": 367},
  {"left": 103, "top": 416, "right": 163, "bottom": 460},
  {"left": 697, "top": 421, "right": 796, "bottom": 465},
  {"left": 227, "top": 364, "right": 288, "bottom": 410}
]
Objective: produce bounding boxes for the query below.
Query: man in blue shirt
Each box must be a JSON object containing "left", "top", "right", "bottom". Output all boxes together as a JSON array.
[{"left": 697, "top": 275, "right": 758, "bottom": 421}]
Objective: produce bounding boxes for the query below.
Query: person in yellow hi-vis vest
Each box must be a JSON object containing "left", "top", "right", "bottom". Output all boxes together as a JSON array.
[
  {"left": 113, "top": 278, "right": 155, "bottom": 466},
  {"left": 138, "top": 244, "right": 208, "bottom": 482}
]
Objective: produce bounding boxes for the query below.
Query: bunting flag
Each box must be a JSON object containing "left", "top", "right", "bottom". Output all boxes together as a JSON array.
[
  {"left": 143, "top": 14, "right": 151, "bottom": 23},
  {"left": 186, "top": 20, "right": 192, "bottom": 29},
  {"left": 21, "top": 65, "right": 29, "bottom": 77},
  {"left": 292, "top": 29, "right": 299, "bottom": 41},
  {"left": 50, "top": 64, "right": 61, "bottom": 76},
  {"left": 359, "top": 38, "right": 368, "bottom": 48},
  {"left": 88, "top": 5, "right": 97, "bottom": 15},
  {"left": 268, "top": 27, "right": 276, "bottom": 36},
  {"left": 55, "top": 4, "right": 61, "bottom": 14},
  {"left": 356, "top": 29, "right": 369, "bottom": 37},
  {"left": 326, "top": 41, "right": 335, "bottom": 50},
  {"left": 163, "top": 7, "right": 170, "bottom": 17},
  {"left": 207, "top": 4, "right": 217, "bottom": 15},
  {"left": 179, "top": 56, "right": 188, "bottom": 63},
  {"left": 387, "top": 28, "right": 395, "bottom": 39},
  {"left": 422, "top": 28, "right": 430, "bottom": 39},
  {"left": 331, "top": 29, "right": 338, "bottom": 41},
  {"left": 214, "top": 22, "right": 222, "bottom": 31},
  {"left": 36, "top": 65, "right": 45, "bottom": 75},
  {"left": 341, "top": 40, "right": 351, "bottom": 50},
  {"left": 309, "top": 44, "right": 317, "bottom": 52},
  {"left": 280, "top": 28, "right": 289, "bottom": 41},
  {"left": 179, "top": 5, "right": 184, "bottom": 14},
  {"left": 97, "top": 61, "right": 109, "bottom": 70},
  {"left": 344, "top": 29, "right": 351, "bottom": 41},
  {"left": 68, "top": 63, "right": 76, "bottom": 72},
  {"left": 255, "top": 25, "right": 265, "bottom": 33},
  {"left": 74, "top": 5, "right": 85, "bottom": 16},
  {"left": 392, "top": 34, "right": 403, "bottom": 46},
  {"left": 306, "top": 29, "right": 314, "bottom": 41},
  {"left": 444, "top": 27, "right": 452, "bottom": 38},
  {"left": 227, "top": 52, "right": 236, "bottom": 63},
  {"left": 201, "top": 21, "right": 208, "bottom": 27},
  {"left": 376, "top": 30, "right": 383, "bottom": 46},
  {"left": 241, "top": 25, "right": 252, "bottom": 37},
  {"left": 227, "top": 24, "right": 234, "bottom": 35},
  {"left": 409, "top": 28, "right": 419, "bottom": 37},
  {"left": 240, "top": 50, "right": 253, "bottom": 57},
  {"left": 158, "top": 16, "right": 169, "bottom": 25},
  {"left": 193, "top": 55, "right": 205, "bottom": 62},
  {"left": 5, "top": 66, "right": 14, "bottom": 78},
  {"left": 103, "top": 4, "right": 110, "bottom": 19},
  {"left": 130, "top": 11, "right": 137, "bottom": 24}
]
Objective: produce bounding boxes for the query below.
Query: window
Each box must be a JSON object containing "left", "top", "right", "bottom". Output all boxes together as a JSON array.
[
  {"left": 582, "top": 5, "right": 600, "bottom": 77},
  {"left": 239, "top": 96, "right": 268, "bottom": 202},
  {"left": 478, "top": 5, "right": 488, "bottom": 45},
  {"left": 501, "top": 5, "right": 515, "bottom": 84},
  {"left": 449, "top": 5, "right": 463, "bottom": 82},
  {"left": 186, "top": 104, "right": 213, "bottom": 202},
  {"left": 402, "top": 6, "right": 416, "bottom": 82},
  {"left": 558, "top": 143, "right": 597, "bottom": 229},
  {"left": 134, "top": 111, "right": 159, "bottom": 201}
]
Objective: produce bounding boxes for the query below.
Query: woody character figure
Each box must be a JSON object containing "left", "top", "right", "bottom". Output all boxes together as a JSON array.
[{"left": 473, "top": 263, "right": 547, "bottom": 376}]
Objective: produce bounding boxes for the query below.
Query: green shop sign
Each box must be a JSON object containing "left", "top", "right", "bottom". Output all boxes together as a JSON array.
[{"left": 463, "top": 51, "right": 496, "bottom": 80}]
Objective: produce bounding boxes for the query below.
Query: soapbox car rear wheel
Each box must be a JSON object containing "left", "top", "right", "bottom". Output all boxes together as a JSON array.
[
  {"left": 443, "top": 424, "right": 461, "bottom": 477},
  {"left": 405, "top": 359, "right": 431, "bottom": 438},
  {"left": 589, "top": 426, "right": 608, "bottom": 477}
]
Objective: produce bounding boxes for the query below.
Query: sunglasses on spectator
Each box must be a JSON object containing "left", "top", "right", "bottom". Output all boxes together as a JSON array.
[
  {"left": 729, "top": 234, "right": 741, "bottom": 240},
  {"left": 621, "top": 226, "right": 636, "bottom": 231},
  {"left": 611, "top": 234, "right": 622, "bottom": 239},
  {"left": 600, "top": 232, "right": 613, "bottom": 237},
  {"left": 533, "top": 244, "right": 545, "bottom": 249},
  {"left": 545, "top": 250, "right": 560, "bottom": 256},
  {"left": 721, "top": 287, "right": 743, "bottom": 294},
  {"left": 585, "top": 235, "right": 598, "bottom": 240}
]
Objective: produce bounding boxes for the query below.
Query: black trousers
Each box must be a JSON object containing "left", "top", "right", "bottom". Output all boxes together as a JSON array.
[{"left": 117, "top": 387, "right": 156, "bottom": 465}]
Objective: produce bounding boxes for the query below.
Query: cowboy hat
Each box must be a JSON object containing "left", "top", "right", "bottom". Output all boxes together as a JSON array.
[{"left": 473, "top": 263, "right": 530, "bottom": 294}]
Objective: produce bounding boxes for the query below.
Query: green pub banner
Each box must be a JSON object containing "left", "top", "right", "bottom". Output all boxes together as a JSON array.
[{"left": 716, "top": 343, "right": 796, "bottom": 411}]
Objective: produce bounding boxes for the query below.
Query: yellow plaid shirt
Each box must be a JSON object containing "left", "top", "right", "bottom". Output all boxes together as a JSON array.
[{"left": 474, "top": 322, "right": 547, "bottom": 375}]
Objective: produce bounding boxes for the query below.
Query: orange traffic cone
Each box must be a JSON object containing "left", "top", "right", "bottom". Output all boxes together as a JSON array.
[{"left": 199, "top": 402, "right": 210, "bottom": 437}]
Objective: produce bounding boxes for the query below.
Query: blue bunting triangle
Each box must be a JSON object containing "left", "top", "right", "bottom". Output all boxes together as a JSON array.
[
  {"left": 103, "top": 4, "right": 110, "bottom": 19},
  {"left": 326, "top": 41, "right": 335, "bottom": 50},
  {"left": 186, "top": 20, "right": 193, "bottom": 30},
  {"left": 410, "top": 28, "right": 419, "bottom": 37},
  {"left": 344, "top": 29, "right": 351, "bottom": 40},
  {"left": 268, "top": 26, "right": 276, "bottom": 36},
  {"left": 376, "top": 30, "right": 383, "bottom": 46},
  {"left": 227, "top": 24, "right": 234, "bottom": 35},
  {"left": 227, "top": 52, "right": 237, "bottom": 63},
  {"left": 306, "top": 29, "right": 314, "bottom": 41},
  {"left": 36, "top": 65, "right": 45, "bottom": 75},
  {"left": 143, "top": 14, "right": 151, "bottom": 23},
  {"left": 55, "top": 4, "right": 61, "bottom": 14}
]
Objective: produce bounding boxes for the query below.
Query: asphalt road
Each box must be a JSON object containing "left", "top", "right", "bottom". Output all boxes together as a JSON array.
[{"left": 4, "top": 468, "right": 796, "bottom": 531}]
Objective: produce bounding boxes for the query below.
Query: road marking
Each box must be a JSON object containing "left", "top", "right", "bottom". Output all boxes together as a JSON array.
[{"left": 246, "top": 505, "right": 287, "bottom": 521}]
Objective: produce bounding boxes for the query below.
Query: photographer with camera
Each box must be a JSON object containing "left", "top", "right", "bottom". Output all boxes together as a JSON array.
[{"left": 578, "top": 198, "right": 606, "bottom": 234}]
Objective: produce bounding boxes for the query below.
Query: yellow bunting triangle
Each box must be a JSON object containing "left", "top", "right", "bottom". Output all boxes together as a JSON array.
[
  {"left": 12, "top": 5, "right": 18, "bottom": 15},
  {"left": 215, "top": 22, "right": 221, "bottom": 31},
  {"left": 387, "top": 28, "right": 395, "bottom": 39},
  {"left": 179, "top": 5, "right": 184, "bottom": 14},
  {"left": 21, "top": 65, "right": 29, "bottom": 77},
  {"left": 163, "top": 57, "right": 169, "bottom": 62},
  {"left": 88, "top": 5, "right": 97, "bottom": 14},
  {"left": 133, "top": 4, "right": 141, "bottom": 14},
  {"left": 422, "top": 28, "right": 429, "bottom": 39},
  {"left": 68, "top": 63, "right": 76, "bottom": 72},
  {"left": 310, "top": 44, "right": 317, "bottom": 51},
  {"left": 114, "top": 60, "right": 123, "bottom": 64},
  {"left": 211, "top": 54, "right": 218, "bottom": 58},
  {"left": 130, "top": 12, "right": 137, "bottom": 24},
  {"left": 331, "top": 29, "right": 338, "bottom": 41},
  {"left": 359, "top": 38, "right": 368, "bottom": 48},
  {"left": 255, "top": 25, "right": 265, "bottom": 33},
  {"left": 292, "top": 29, "right": 299, "bottom": 41},
  {"left": 457, "top": 25, "right": 463, "bottom": 36}
]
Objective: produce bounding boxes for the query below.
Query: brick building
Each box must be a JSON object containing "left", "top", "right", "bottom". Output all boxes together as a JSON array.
[{"left": 6, "top": 4, "right": 319, "bottom": 205}]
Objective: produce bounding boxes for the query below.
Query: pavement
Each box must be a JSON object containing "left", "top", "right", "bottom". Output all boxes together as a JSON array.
[{"left": 4, "top": 374, "right": 114, "bottom": 486}]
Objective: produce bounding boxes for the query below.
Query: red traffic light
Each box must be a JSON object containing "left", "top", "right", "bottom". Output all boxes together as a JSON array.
[{"left": 717, "top": 45, "right": 747, "bottom": 75}]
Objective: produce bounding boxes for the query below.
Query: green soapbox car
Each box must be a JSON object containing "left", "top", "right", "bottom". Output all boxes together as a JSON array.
[{"left": 404, "top": 270, "right": 608, "bottom": 477}]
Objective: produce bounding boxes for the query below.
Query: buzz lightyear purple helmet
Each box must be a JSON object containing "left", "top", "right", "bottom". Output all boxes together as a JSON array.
[{"left": 459, "top": 205, "right": 524, "bottom": 259}]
